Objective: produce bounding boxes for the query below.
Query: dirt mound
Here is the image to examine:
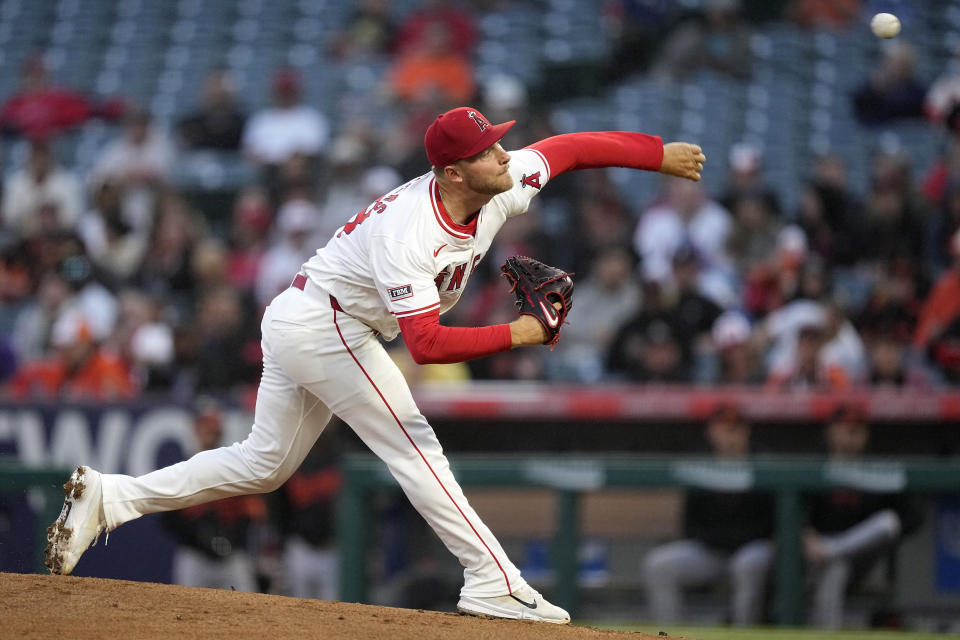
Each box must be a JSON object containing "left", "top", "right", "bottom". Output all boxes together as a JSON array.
[{"left": 3, "top": 572, "right": 690, "bottom": 640}]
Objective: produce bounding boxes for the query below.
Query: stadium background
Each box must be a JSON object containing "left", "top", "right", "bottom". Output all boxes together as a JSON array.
[{"left": 1, "top": 0, "right": 960, "bottom": 633}]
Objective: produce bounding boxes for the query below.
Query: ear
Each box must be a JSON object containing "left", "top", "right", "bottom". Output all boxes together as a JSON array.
[{"left": 443, "top": 164, "right": 465, "bottom": 183}]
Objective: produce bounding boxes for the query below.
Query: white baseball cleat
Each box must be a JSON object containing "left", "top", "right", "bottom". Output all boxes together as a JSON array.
[
  {"left": 45, "top": 466, "right": 107, "bottom": 575},
  {"left": 456, "top": 584, "right": 571, "bottom": 624}
]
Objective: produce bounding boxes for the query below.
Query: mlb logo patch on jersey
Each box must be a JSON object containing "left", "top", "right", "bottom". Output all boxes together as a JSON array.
[{"left": 388, "top": 284, "right": 414, "bottom": 301}]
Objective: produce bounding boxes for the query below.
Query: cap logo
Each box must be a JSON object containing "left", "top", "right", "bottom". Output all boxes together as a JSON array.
[{"left": 466, "top": 110, "right": 489, "bottom": 132}]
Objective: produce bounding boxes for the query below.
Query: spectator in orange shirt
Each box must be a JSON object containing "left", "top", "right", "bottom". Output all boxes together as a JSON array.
[
  {"left": 913, "top": 229, "right": 960, "bottom": 382},
  {"left": 7, "top": 310, "right": 136, "bottom": 400},
  {"left": 387, "top": 20, "right": 476, "bottom": 106}
]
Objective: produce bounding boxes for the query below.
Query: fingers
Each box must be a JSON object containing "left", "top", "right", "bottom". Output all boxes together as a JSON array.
[
  {"left": 660, "top": 142, "right": 706, "bottom": 181},
  {"left": 690, "top": 163, "right": 703, "bottom": 180},
  {"left": 687, "top": 144, "right": 706, "bottom": 181}
]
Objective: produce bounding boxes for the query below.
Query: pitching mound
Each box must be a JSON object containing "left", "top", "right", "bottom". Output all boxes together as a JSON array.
[
  {"left": 0, "top": 573, "right": 692, "bottom": 640},
  {"left": 4, "top": 572, "right": 692, "bottom": 640}
]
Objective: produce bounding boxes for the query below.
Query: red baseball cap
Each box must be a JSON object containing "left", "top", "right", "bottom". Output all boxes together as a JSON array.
[{"left": 424, "top": 107, "right": 515, "bottom": 168}]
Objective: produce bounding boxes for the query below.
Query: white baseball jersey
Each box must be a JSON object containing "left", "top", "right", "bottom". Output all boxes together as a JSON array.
[{"left": 303, "top": 148, "right": 552, "bottom": 338}]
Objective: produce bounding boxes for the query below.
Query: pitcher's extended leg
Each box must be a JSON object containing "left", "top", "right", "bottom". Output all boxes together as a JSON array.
[{"left": 101, "top": 356, "right": 331, "bottom": 529}]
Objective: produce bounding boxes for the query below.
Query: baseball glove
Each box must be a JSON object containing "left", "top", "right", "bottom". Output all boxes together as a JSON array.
[{"left": 500, "top": 255, "right": 574, "bottom": 348}]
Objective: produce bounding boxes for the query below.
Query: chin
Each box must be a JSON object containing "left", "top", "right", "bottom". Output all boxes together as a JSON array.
[
  {"left": 466, "top": 171, "right": 514, "bottom": 196},
  {"left": 476, "top": 179, "right": 513, "bottom": 196}
]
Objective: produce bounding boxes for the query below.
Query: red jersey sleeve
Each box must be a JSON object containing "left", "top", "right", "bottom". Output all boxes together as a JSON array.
[
  {"left": 526, "top": 131, "right": 663, "bottom": 177},
  {"left": 397, "top": 309, "right": 512, "bottom": 364}
]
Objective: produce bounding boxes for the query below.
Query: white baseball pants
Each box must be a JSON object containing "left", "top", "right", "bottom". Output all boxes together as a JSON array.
[{"left": 100, "top": 279, "right": 524, "bottom": 597}]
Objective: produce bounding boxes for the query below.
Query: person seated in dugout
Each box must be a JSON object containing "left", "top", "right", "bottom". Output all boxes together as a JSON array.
[
  {"left": 802, "top": 403, "right": 924, "bottom": 629},
  {"left": 642, "top": 404, "right": 775, "bottom": 625}
]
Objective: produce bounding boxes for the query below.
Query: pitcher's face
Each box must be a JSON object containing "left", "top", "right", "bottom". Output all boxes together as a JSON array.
[{"left": 459, "top": 143, "right": 513, "bottom": 195}]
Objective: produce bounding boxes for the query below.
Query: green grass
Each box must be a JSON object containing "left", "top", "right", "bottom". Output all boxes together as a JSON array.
[{"left": 588, "top": 625, "right": 958, "bottom": 639}]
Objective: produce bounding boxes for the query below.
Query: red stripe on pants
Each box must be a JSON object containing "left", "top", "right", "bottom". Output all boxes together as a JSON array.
[{"left": 331, "top": 306, "right": 511, "bottom": 593}]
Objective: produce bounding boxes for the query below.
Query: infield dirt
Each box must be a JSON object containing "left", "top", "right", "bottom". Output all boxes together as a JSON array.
[{"left": 3, "top": 571, "right": 696, "bottom": 639}]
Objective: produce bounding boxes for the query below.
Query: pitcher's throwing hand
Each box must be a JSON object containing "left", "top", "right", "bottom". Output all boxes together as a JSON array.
[{"left": 659, "top": 143, "right": 706, "bottom": 181}]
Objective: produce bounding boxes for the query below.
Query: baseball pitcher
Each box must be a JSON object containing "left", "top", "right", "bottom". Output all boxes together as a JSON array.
[{"left": 46, "top": 106, "right": 705, "bottom": 624}]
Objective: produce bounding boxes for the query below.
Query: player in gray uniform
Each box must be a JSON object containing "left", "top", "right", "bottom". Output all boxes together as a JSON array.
[{"left": 804, "top": 405, "right": 922, "bottom": 628}]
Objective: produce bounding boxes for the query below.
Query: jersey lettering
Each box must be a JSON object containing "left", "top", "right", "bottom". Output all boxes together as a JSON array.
[
  {"left": 469, "top": 253, "right": 483, "bottom": 274},
  {"left": 338, "top": 207, "right": 371, "bottom": 237},
  {"left": 446, "top": 263, "right": 467, "bottom": 291},
  {"left": 306, "top": 152, "right": 546, "bottom": 340},
  {"left": 337, "top": 194, "right": 399, "bottom": 237}
]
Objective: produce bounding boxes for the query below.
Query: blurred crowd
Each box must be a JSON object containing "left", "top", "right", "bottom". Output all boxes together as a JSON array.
[{"left": 0, "top": 0, "right": 959, "bottom": 403}]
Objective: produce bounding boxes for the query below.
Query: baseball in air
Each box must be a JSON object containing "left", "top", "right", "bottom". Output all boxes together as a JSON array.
[{"left": 870, "top": 12, "right": 901, "bottom": 38}]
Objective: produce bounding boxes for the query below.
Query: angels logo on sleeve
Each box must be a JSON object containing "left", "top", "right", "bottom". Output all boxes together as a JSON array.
[{"left": 521, "top": 172, "right": 542, "bottom": 189}]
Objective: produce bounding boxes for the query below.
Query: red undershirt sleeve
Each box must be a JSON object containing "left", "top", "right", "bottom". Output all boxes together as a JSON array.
[
  {"left": 526, "top": 131, "right": 663, "bottom": 177},
  {"left": 397, "top": 310, "right": 513, "bottom": 365}
]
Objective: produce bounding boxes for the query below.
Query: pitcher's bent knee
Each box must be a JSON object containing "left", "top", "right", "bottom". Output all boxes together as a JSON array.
[
  {"left": 256, "top": 470, "right": 289, "bottom": 493},
  {"left": 235, "top": 440, "right": 295, "bottom": 493}
]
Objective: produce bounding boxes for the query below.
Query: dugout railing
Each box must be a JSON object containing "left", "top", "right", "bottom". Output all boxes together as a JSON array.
[
  {"left": 0, "top": 463, "right": 72, "bottom": 573},
  {"left": 336, "top": 454, "right": 960, "bottom": 625}
]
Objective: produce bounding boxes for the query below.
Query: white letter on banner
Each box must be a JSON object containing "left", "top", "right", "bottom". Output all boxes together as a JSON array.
[
  {"left": 98, "top": 409, "right": 130, "bottom": 474},
  {"left": 128, "top": 407, "right": 193, "bottom": 477},
  {"left": 50, "top": 410, "right": 94, "bottom": 469},
  {"left": 0, "top": 410, "right": 12, "bottom": 448},
  {"left": 15, "top": 410, "right": 47, "bottom": 465}
]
